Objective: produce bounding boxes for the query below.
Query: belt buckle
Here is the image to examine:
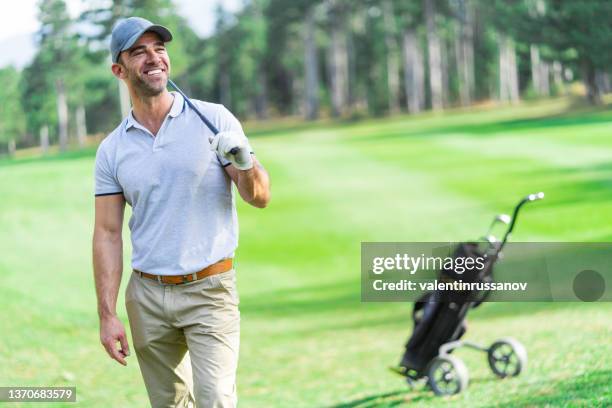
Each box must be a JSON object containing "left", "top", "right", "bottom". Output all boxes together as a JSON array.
[{"left": 182, "top": 274, "right": 190, "bottom": 284}]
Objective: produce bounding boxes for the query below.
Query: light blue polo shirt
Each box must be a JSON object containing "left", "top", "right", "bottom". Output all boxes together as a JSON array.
[{"left": 94, "top": 92, "right": 245, "bottom": 276}]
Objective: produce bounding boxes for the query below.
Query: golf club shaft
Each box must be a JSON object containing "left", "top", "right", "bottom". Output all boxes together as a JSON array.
[
  {"left": 167, "top": 79, "right": 239, "bottom": 155},
  {"left": 499, "top": 192, "right": 544, "bottom": 250}
]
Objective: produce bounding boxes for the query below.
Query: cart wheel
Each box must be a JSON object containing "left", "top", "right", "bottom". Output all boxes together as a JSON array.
[
  {"left": 488, "top": 338, "right": 527, "bottom": 378},
  {"left": 427, "top": 355, "right": 469, "bottom": 396}
]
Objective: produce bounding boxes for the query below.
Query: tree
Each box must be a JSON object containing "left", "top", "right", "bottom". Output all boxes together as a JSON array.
[
  {"left": 229, "top": 0, "right": 270, "bottom": 119},
  {"left": 537, "top": 0, "right": 612, "bottom": 104},
  {"left": 79, "top": 0, "right": 130, "bottom": 123},
  {"left": 530, "top": 44, "right": 550, "bottom": 97},
  {"left": 326, "top": 0, "right": 351, "bottom": 117},
  {"left": 214, "top": 4, "right": 235, "bottom": 109},
  {"left": 0, "top": 67, "right": 27, "bottom": 156},
  {"left": 382, "top": 0, "right": 401, "bottom": 114},
  {"left": 303, "top": 4, "right": 320, "bottom": 119},
  {"left": 256, "top": 0, "right": 327, "bottom": 117},
  {"left": 356, "top": 2, "right": 395, "bottom": 116},
  {"left": 485, "top": 0, "right": 611, "bottom": 105},
  {"left": 481, "top": 1, "right": 524, "bottom": 104},
  {"left": 452, "top": 0, "right": 475, "bottom": 106},
  {"left": 21, "top": 0, "right": 80, "bottom": 151},
  {"left": 423, "top": 0, "right": 443, "bottom": 110},
  {"left": 396, "top": 0, "right": 425, "bottom": 113},
  {"left": 497, "top": 33, "right": 520, "bottom": 104}
]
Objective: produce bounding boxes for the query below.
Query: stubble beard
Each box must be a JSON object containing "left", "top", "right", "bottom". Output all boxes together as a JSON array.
[{"left": 128, "top": 69, "right": 167, "bottom": 97}]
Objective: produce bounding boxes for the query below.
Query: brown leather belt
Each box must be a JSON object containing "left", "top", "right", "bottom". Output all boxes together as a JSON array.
[{"left": 134, "top": 258, "right": 233, "bottom": 285}]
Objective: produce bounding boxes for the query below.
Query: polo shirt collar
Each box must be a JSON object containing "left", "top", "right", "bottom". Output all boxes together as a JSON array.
[
  {"left": 168, "top": 91, "right": 185, "bottom": 118},
  {"left": 125, "top": 91, "right": 185, "bottom": 131}
]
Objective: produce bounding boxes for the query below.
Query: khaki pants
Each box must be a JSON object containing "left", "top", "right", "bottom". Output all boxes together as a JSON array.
[{"left": 125, "top": 269, "right": 240, "bottom": 408}]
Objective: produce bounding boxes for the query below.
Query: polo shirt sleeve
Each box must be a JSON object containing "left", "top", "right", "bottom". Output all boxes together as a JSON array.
[
  {"left": 215, "top": 105, "right": 254, "bottom": 167},
  {"left": 94, "top": 141, "right": 122, "bottom": 196}
]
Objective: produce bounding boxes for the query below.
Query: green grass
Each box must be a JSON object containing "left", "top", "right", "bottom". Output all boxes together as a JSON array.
[{"left": 1, "top": 97, "right": 611, "bottom": 407}]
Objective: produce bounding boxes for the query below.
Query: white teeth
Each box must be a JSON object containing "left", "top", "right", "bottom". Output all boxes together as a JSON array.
[{"left": 147, "top": 69, "right": 162, "bottom": 76}]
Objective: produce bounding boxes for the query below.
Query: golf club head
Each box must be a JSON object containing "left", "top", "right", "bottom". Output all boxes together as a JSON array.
[
  {"left": 486, "top": 214, "right": 511, "bottom": 236},
  {"left": 479, "top": 234, "right": 501, "bottom": 255},
  {"left": 481, "top": 235, "right": 497, "bottom": 244},
  {"left": 499, "top": 191, "right": 546, "bottom": 251},
  {"left": 527, "top": 192, "right": 545, "bottom": 202},
  {"left": 496, "top": 214, "right": 511, "bottom": 225}
]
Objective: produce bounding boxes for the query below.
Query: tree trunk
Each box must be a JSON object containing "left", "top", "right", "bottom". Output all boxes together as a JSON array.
[
  {"left": 382, "top": 0, "right": 400, "bottom": 114},
  {"left": 40, "top": 125, "right": 49, "bottom": 155},
  {"left": 498, "top": 34, "right": 519, "bottom": 104},
  {"left": 55, "top": 78, "right": 69, "bottom": 151},
  {"left": 8, "top": 139, "right": 16, "bottom": 157},
  {"left": 118, "top": 80, "right": 131, "bottom": 118},
  {"left": 253, "top": 68, "right": 268, "bottom": 120},
  {"left": 346, "top": 18, "right": 357, "bottom": 109},
  {"left": 402, "top": 28, "right": 425, "bottom": 113},
  {"left": 440, "top": 36, "right": 450, "bottom": 107},
  {"left": 530, "top": 45, "right": 550, "bottom": 96},
  {"left": 455, "top": 0, "right": 474, "bottom": 106},
  {"left": 424, "top": 0, "right": 443, "bottom": 110},
  {"left": 291, "top": 73, "right": 303, "bottom": 116},
  {"left": 454, "top": 30, "right": 469, "bottom": 105},
  {"left": 595, "top": 70, "right": 610, "bottom": 94},
  {"left": 507, "top": 38, "right": 519, "bottom": 103},
  {"left": 530, "top": 45, "right": 541, "bottom": 95},
  {"left": 76, "top": 104, "right": 87, "bottom": 147},
  {"left": 327, "top": 0, "right": 349, "bottom": 117},
  {"left": 499, "top": 36, "right": 507, "bottom": 101},
  {"left": 540, "top": 61, "right": 550, "bottom": 96},
  {"left": 304, "top": 6, "right": 320, "bottom": 120},
  {"left": 582, "top": 60, "right": 602, "bottom": 105},
  {"left": 220, "top": 69, "right": 232, "bottom": 108},
  {"left": 552, "top": 61, "right": 565, "bottom": 94}
]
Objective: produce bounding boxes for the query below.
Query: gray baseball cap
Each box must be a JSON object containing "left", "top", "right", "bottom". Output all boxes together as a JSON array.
[{"left": 110, "top": 17, "right": 173, "bottom": 63}]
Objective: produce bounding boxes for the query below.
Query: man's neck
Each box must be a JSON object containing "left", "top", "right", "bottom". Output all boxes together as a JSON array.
[{"left": 130, "top": 89, "right": 174, "bottom": 136}]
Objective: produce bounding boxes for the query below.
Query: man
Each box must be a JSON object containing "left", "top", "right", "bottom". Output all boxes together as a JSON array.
[{"left": 93, "top": 17, "right": 270, "bottom": 408}]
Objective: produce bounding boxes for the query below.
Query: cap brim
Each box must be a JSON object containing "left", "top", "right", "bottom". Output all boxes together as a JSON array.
[
  {"left": 115, "top": 24, "right": 173, "bottom": 62},
  {"left": 143, "top": 25, "right": 173, "bottom": 43}
]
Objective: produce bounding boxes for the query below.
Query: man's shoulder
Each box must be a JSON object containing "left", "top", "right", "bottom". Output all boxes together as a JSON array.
[
  {"left": 189, "top": 99, "right": 240, "bottom": 131},
  {"left": 96, "top": 119, "right": 127, "bottom": 156}
]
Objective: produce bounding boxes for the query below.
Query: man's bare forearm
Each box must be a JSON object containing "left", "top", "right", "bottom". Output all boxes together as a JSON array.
[
  {"left": 235, "top": 158, "right": 270, "bottom": 208},
  {"left": 93, "top": 231, "right": 123, "bottom": 319}
]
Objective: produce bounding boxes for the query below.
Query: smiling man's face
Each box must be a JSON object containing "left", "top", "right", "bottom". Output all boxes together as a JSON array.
[{"left": 115, "top": 31, "right": 171, "bottom": 97}]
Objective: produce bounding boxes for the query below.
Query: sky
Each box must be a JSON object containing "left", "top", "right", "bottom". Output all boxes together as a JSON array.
[{"left": 0, "top": 0, "right": 243, "bottom": 68}]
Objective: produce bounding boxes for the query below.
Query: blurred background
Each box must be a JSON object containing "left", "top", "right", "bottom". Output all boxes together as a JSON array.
[
  {"left": 0, "top": 0, "right": 610, "bottom": 153},
  {"left": 1, "top": 1, "right": 611, "bottom": 407}
]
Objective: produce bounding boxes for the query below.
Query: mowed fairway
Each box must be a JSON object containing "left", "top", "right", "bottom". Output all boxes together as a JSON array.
[{"left": 1, "top": 98, "right": 611, "bottom": 407}]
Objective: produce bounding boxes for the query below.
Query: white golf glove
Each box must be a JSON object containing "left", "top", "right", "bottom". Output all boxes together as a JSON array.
[{"left": 210, "top": 131, "right": 253, "bottom": 170}]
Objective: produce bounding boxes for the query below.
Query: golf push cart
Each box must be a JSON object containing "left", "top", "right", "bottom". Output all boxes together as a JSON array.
[{"left": 392, "top": 192, "right": 544, "bottom": 396}]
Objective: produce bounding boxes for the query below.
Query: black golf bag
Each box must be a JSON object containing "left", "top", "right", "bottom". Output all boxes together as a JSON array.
[
  {"left": 399, "top": 242, "right": 495, "bottom": 378},
  {"left": 396, "top": 192, "right": 544, "bottom": 389}
]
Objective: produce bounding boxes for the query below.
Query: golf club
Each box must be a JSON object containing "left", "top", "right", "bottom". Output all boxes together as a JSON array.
[
  {"left": 167, "top": 79, "right": 239, "bottom": 155},
  {"left": 499, "top": 192, "right": 545, "bottom": 250},
  {"left": 480, "top": 234, "right": 497, "bottom": 247},
  {"left": 486, "top": 214, "right": 511, "bottom": 237}
]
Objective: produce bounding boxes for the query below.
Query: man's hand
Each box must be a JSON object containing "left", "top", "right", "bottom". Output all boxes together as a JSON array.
[
  {"left": 210, "top": 131, "right": 253, "bottom": 170},
  {"left": 100, "top": 315, "right": 130, "bottom": 366}
]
